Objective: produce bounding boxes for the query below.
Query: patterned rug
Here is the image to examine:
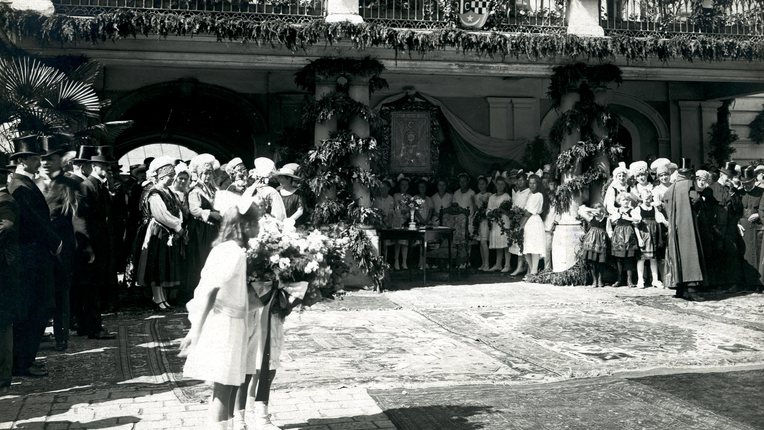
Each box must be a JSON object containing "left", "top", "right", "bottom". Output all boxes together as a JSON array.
[{"left": 369, "top": 376, "right": 759, "bottom": 430}]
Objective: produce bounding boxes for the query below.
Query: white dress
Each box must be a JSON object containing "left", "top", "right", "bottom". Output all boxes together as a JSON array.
[
  {"left": 488, "top": 193, "right": 511, "bottom": 249},
  {"left": 523, "top": 192, "right": 546, "bottom": 255},
  {"left": 509, "top": 188, "right": 531, "bottom": 255},
  {"left": 476, "top": 192, "right": 491, "bottom": 241},
  {"left": 183, "top": 241, "right": 249, "bottom": 386}
]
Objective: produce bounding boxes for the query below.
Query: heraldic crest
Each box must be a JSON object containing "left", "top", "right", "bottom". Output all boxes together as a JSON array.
[{"left": 458, "top": 0, "right": 490, "bottom": 28}]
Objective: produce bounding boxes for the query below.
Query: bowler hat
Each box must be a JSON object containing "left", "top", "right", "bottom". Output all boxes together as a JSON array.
[
  {"left": 10, "top": 135, "right": 44, "bottom": 159},
  {"left": 73, "top": 145, "right": 98, "bottom": 163},
  {"left": 719, "top": 161, "right": 737, "bottom": 178},
  {"left": 91, "top": 145, "right": 117, "bottom": 164},
  {"left": 740, "top": 166, "right": 757, "bottom": 183},
  {"left": 42, "top": 133, "right": 72, "bottom": 158}
]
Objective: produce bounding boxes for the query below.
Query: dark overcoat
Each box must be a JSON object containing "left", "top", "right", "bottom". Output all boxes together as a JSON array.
[
  {"left": 663, "top": 178, "right": 705, "bottom": 288},
  {"left": 0, "top": 189, "right": 20, "bottom": 326}
]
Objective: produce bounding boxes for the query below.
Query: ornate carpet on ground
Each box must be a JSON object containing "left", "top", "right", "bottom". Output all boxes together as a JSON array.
[
  {"left": 368, "top": 377, "right": 758, "bottom": 430},
  {"left": 629, "top": 369, "right": 764, "bottom": 429},
  {"left": 416, "top": 300, "right": 764, "bottom": 377}
]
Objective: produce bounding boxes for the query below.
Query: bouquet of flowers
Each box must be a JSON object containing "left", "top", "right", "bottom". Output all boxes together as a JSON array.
[
  {"left": 399, "top": 194, "right": 425, "bottom": 211},
  {"left": 472, "top": 199, "right": 488, "bottom": 239}
]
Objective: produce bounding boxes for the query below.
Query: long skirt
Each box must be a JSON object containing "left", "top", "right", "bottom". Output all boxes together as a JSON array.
[
  {"left": 185, "top": 218, "right": 219, "bottom": 292},
  {"left": 523, "top": 215, "right": 546, "bottom": 255},
  {"left": 143, "top": 221, "right": 183, "bottom": 288}
]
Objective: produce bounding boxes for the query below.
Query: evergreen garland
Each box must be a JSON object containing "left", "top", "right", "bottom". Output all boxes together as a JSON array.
[
  {"left": 706, "top": 99, "right": 738, "bottom": 166},
  {"left": 294, "top": 56, "right": 388, "bottom": 93},
  {"left": 301, "top": 91, "right": 376, "bottom": 126},
  {"left": 748, "top": 106, "right": 764, "bottom": 145},
  {"left": 2, "top": 6, "right": 764, "bottom": 62}
]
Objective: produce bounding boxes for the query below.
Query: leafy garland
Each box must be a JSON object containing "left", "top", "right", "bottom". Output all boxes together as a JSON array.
[
  {"left": 2, "top": 7, "right": 764, "bottom": 62},
  {"left": 706, "top": 99, "right": 738, "bottom": 166},
  {"left": 486, "top": 200, "right": 526, "bottom": 252},
  {"left": 294, "top": 56, "right": 388, "bottom": 93},
  {"left": 547, "top": 63, "right": 623, "bottom": 213},
  {"left": 301, "top": 91, "right": 376, "bottom": 126},
  {"left": 748, "top": 106, "right": 764, "bottom": 145}
]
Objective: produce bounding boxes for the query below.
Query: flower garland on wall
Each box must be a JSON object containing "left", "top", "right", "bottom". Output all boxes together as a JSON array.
[
  {"left": 296, "top": 58, "right": 389, "bottom": 289},
  {"left": 2, "top": 6, "right": 764, "bottom": 62}
]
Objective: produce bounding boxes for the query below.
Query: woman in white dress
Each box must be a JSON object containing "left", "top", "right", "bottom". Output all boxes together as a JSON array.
[
  {"left": 487, "top": 176, "right": 511, "bottom": 272},
  {"left": 523, "top": 175, "right": 547, "bottom": 277},
  {"left": 180, "top": 203, "right": 260, "bottom": 430}
]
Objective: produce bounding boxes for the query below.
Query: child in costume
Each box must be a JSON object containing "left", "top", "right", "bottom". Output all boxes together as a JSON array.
[
  {"left": 608, "top": 192, "right": 639, "bottom": 287},
  {"left": 579, "top": 202, "right": 610, "bottom": 288},
  {"left": 632, "top": 188, "right": 668, "bottom": 288}
]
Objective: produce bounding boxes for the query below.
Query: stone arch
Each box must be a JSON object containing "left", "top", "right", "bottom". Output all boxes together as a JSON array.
[{"left": 104, "top": 79, "right": 267, "bottom": 162}]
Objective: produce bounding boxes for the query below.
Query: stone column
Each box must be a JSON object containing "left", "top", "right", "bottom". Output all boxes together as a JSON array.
[
  {"left": 324, "top": 0, "right": 364, "bottom": 23},
  {"left": 678, "top": 101, "right": 700, "bottom": 162},
  {"left": 348, "top": 76, "right": 371, "bottom": 209},
  {"left": 566, "top": 0, "right": 604, "bottom": 36}
]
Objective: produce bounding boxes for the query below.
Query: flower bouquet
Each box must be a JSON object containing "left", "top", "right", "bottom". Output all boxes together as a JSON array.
[
  {"left": 472, "top": 199, "right": 488, "bottom": 240},
  {"left": 399, "top": 194, "right": 426, "bottom": 229},
  {"left": 486, "top": 200, "right": 526, "bottom": 252}
]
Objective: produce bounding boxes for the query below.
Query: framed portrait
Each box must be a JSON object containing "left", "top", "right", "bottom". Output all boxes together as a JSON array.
[{"left": 391, "top": 111, "right": 432, "bottom": 174}]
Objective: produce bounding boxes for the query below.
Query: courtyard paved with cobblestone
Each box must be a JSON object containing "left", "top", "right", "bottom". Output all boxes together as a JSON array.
[{"left": 2, "top": 279, "right": 764, "bottom": 429}]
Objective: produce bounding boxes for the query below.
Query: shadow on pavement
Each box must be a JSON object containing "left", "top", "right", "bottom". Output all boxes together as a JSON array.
[
  {"left": 11, "top": 416, "right": 141, "bottom": 429},
  {"left": 284, "top": 405, "right": 496, "bottom": 430}
]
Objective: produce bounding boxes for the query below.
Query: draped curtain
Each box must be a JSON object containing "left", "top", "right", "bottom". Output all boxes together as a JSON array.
[{"left": 373, "top": 92, "right": 527, "bottom": 176}]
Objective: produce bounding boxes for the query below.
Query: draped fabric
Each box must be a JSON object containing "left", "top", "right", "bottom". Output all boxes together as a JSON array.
[{"left": 374, "top": 92, "right": 526, "bottom": 176}]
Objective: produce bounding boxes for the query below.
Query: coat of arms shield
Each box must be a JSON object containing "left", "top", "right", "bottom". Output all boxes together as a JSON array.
[{"left": 459, "top": 0, "right": 490, "bottom": 28}]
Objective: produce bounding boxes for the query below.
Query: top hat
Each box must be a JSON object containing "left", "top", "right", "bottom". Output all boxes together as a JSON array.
[
  {"left": 73, "top": 145, "right": 99, "bottom": 163},
  {"left": 719, "top": 161, "right": 737, "bottom": 178},
  {"left": 91, "top": 145, "right": 117, "bottom": 164},
  {"left": 740, "top": 166, "right": 757, "bottom": 183},
  {"left": 10, "top": 135, "right": 44, "bottom": 159},
  {"left": 42, "top": 133, "right": 73, "bottom": 158},
  {"left": 677, "top": 157, "right": 693, "bottom": 173}
]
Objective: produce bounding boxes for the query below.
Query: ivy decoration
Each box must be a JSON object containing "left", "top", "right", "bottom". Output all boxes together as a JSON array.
[
  {"left": 301, "top": 91, "right": 376, "bottom": 127},
  {"left": 706, "top": 99, "right": 738, "bottom": 166},
  {"left": 2, "top": 7, "right": 764, "bottom": 62},
  {"left": 486, "top": 200, "right": 525, "bottom": 252}
]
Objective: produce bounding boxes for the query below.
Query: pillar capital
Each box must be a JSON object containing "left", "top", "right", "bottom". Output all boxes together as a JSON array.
[{"left": 566, "top": 0, "right": 604, "bottom": 36}]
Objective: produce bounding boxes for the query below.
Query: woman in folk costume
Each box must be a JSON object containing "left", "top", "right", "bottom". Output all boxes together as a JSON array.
[
  {"left": 487, "top": 175, "right": 512, "bottom": 272},
  {"left": 180, "top": 193, "right": 260, "bottom": 430},
  {"left": 522, "top": 174, "right": 547, "bottom": 278},
  {"left": 630, "top": 161, "right": 652, "bottom": 200},
  {"left": 508, "top": 171, "right": 530, "bottom": 276},
  {"left": 186, "top": 154, "right": 222, "bottom": 301},
  {"left": 242, "top": 157, "right": 286, "bottom": 222},
  {"left": 632, "top": 188, "right": 668, "bottom": 288},
  {"left": 662, "top": 158, "right": 706, "bottom": 299},
  {"left": 142, "top": 156, "right": 185, "bottom": 312},
  {"left": 735, "top": 166, "right": 764, "bottom": 289},
  {"left": 274, "top": 163, "right": 304, "bottom": 224},
  {"left": 604, "top": 162, "right": 632, "bottom": 216},
  {"left": 226, "top": 157, "right": 249, "bottom": 195}
]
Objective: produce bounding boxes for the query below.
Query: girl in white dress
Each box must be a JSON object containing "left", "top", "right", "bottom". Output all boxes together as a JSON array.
[
  {"left": 180, "top": 202, "right": 260, "bottom": 430},
  {"left": 487, "top": 176, "right": 511, "bottom": 272},
  {"left": 475, "top": 176, "right": 492, "bottom": 271},
  {"left": 523, "top": 175, "right": 547, "bottom": 277}
]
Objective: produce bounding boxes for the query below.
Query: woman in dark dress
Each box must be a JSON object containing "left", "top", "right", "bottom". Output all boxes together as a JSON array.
[
  {"left": 186, "top": 154, "right": 222, "bottom": 296},
  {"left": 274, "top": 163, "right": 304, "bottom": 224},
  {"left": 143, "top": 156, "right": 185, "bottom": 312}
]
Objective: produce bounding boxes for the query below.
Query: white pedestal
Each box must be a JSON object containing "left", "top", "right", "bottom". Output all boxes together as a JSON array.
[{"left": 552, "top": 220, "right": 584, "bottom": 272}]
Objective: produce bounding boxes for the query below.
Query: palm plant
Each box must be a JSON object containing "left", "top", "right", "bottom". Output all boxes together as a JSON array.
[{"left": 0, "top": 56, "right": 101, "bottom": 151}]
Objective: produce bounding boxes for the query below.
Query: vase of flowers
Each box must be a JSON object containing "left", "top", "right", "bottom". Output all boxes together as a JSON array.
[{"left": 400, "top": 195, "right": 425, "bottom": 230}]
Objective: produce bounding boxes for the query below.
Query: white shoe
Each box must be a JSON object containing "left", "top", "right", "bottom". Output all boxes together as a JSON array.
[
  {"left": 652, "top": 280, "right": 664, "bottom": 288},
  {"left": 253, "top": 415, "right": 281, "bottom": 430},
  {"left": 637, "top": 281, "right": 645, "bottom": 289}
]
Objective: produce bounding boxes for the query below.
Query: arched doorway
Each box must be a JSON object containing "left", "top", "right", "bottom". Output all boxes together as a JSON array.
[
  {"left": 105, "top": 79, "right": 267, "bottom": 163},
  {"left": 614, "top": 125, "right": 634, "bottom": 164},
  {"left": 118, "top": 143, "right": 199, "bottom": 171}
]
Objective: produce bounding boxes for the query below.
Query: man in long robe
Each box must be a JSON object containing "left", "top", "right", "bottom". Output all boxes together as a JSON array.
[{"left": 662, "top": 168, "right": 705, "bottom": 300}]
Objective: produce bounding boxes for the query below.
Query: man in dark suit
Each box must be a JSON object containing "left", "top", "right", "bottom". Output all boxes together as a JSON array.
[
  {"left": 8, "top": 136, "right": 62, "bottom": 377},
  {"left": 88, "top": 146, "right": 119, "bottom": 316},
  {"left": 39, "top": 134, "right": 80, "bottom": 351},
  {"left": 68, "top": 146, "right": 114, "bottom": 340},
  {"left": 0, "top": 152, "right": 20, "bottom": 390}
]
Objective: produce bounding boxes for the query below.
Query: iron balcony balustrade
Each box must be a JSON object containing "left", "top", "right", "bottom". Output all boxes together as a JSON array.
[
  {"left": 51, "top": 0, "right": 325, "bottom": 24},
  {"left": 358, "top": 0, "right": 568, "bottom": 31},
  {"left": 600, "top": 0, "right": 764, "bottom": 36}
]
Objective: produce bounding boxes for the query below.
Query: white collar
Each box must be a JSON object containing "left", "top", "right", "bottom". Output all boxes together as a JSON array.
[
  {"left": 14, "top": 167, "right": 35, "bottom": 181},
  {"left": 279, "top": 187, "right": 296, "bottom": 196}
]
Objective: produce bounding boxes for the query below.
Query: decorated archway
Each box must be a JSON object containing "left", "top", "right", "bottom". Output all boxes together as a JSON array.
[{"left": 104, "top": 79, "right": 267, "bottom": 162}]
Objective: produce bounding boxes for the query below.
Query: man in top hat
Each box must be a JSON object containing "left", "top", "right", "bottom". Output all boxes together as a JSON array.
[
  {"left": 0, "top": 152, "right": 20, "bottom": 390},
  {"left": 662, "top": 157, "right": 706, "bottom": 300},
  {"left": 88, "top": 146, "right": 121, "bottom": 317},
  {"left": 735, "top": 166, "right": 764, "bottom": 289},
  {"left": 705, "top": 161, "right": 744, "bottom": 289},
  {"left": 8, "top": 135, "right": 62, "bottom": 377},
  {"left": 67, "top": 145, "right": 114, "bottom": 339},
  {"left": 39, "top": 134, "right": 82, "bottom": 351}
]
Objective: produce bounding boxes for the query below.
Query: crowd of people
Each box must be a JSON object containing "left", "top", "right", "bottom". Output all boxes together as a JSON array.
[
  {"left": 0, "top": 134, "right": 301, "bottom": 395},
  {"left": 372, "top": 158, "right": 764, "bottom": 296}
]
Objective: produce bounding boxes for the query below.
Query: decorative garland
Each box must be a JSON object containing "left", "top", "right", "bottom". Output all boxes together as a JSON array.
[
  {"left": 301, "top": 91, "right": 376, "bottom": 126},
  {"left": 706, "top": 99, "right": 738, "bottom": 166},
  {"left": 486, "top": 200, "right": 526, "bottom": 252},
  {"left": 2, "top": 7, "right": 764, "bottom": 62},
  {"left": 525, "top": 219, "right": 588, "bottom": 285},
  {"left": 547, "top": 63, "right": 623, "bottom": 213},
  {"left": 748, "top": 107, "right": 764, "bottom": 145},
  {"left": 294, "top": 56, "right": 388, "bottom": 93}
]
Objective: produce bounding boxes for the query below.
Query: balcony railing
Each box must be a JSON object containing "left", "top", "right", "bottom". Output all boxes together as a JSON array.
[
  {"left": 52, "top": 0, "right": 325, "bottom": 22},
  {"left": 600, "top": 0, "right": 764, "bottom": 35},
  {"left": 358, "top": 0, "right": 568, "bottom": 31}
]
